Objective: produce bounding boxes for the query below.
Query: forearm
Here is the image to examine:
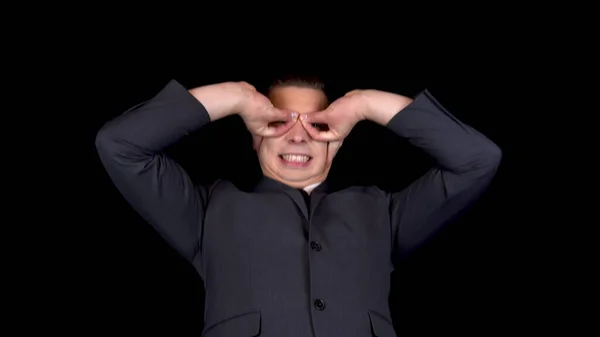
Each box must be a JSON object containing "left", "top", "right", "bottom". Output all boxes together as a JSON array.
[
  {"left": 379, "top": 90, "right": 501, "bottom": 173},
  {"left": 97, "top": 80, "right": 243, "bottom": 153},
  {"left": 364, "top": 91, "right": 413, "bottom": 126},
  {"left": 188, "top": 81, "right": 245, "bottom": 121}
]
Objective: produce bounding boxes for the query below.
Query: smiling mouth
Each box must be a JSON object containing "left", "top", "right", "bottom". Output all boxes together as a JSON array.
[{"left": 279, "top": 154, "right": 312, "bottom": 163}]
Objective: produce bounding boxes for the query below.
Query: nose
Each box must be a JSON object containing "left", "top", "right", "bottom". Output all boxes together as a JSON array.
[{"left": 285, "top": 121, "right": 309, "bottom": 144}]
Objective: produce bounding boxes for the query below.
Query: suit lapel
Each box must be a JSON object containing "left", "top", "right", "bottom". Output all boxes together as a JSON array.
[
  {"left": 254, "top": 177, "right": 309, "bottom": 219},
  {"left": 285, "top": 189, "right": 309, "bottom": 219},
  {"left": 253, "top": 177, "right": 330, "bottom": 220}
]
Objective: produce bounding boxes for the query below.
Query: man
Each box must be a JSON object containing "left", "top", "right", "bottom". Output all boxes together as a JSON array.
[{"left": 96, "top": 76, "right": 501, "bottom": 337}]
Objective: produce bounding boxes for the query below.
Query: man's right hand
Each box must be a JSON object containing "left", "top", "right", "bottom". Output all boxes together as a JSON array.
[
  {"left": 236, "top": 82, "right": 297, "bottom": 137},
  {"left": 189, "top": 81, "right": 296, "bottom": 138}
]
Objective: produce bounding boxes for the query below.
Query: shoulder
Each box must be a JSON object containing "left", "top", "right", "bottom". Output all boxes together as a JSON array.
[
  {"left": 206, "top": 179, "right": 239, "bottom": 193},
  {"left": 330, "top": 184, "right": 390, "bottom": 201},
  {"left": 205, "top": 179, "right": 263, "bottom": 200}
]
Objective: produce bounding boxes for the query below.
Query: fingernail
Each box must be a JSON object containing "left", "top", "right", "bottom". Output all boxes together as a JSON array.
[
  {"left": 290, "top": 112, "right": 298, "bottom": 119},
  {"left": 300, "top": 114, "right": 308, "bottom": 121}
]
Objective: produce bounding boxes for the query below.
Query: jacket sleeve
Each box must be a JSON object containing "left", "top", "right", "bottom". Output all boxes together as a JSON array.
[
  {"left": 95, "top": 80, "right": 211, "bottom": 262},
  {"left": 387, "top": 90, "right": 502, "bottom": 264}
]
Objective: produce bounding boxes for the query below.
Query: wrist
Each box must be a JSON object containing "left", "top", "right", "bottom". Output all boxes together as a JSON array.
[
  {"left": 188, "top": 82, "right": 243, "bottom": 121},
  {"left": 366, "top": 94, "right": 413, "bottom": 126}
]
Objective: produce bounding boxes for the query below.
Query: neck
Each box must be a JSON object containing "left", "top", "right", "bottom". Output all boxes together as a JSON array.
[{"left": 261, "top": 173, "right": 324, "bottom": 190}]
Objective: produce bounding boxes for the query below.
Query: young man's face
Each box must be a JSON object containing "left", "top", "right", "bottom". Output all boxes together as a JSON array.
[{"left": 255, "top": 86, "right": 331, "bottom": 189}]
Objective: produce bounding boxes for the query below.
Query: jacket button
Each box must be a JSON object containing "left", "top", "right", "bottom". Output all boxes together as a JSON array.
[
  {"left": 314, "top": 299, "right": 326, "bottom": 311},
  {"left": 310, "top": 241, "right": 322, "bottom": 251}
]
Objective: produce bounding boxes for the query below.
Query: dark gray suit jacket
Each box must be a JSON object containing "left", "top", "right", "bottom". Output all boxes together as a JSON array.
[{"left": 96, "top": 80, "right": 501, "bottom": 337}]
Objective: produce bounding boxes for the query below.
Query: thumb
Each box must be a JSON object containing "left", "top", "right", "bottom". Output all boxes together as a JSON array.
[
  {"left": 269, "top": 108, "right": 298, "bottom": 123},
  {"left": 327, "top": 140, "right": 343, "bottom": 165},
  {"left": 302, "top": 110, "right": 328, "bottom": 125},
  {"left": 252, "top": 135, "right": 263, "bottom": 151},
  {"left": 300, "top": 117, "right": 336, "bottom": 142},
  {"left": 344, "top": 89, "right": 364, "bottom": 97},
  {"left": 260, "top": 109, "right": 297, "bottom": 137}
]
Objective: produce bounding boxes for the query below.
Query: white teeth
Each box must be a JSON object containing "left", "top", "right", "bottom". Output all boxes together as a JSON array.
[{"left": 281, "top": 154, "right": 310, "bottom": 163}]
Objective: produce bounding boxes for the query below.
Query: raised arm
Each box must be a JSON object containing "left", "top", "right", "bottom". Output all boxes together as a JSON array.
[
  {"left": 301, "top": 88, "right": 502, "bottom": 264},
  {"left": 383, "top": 90, "right": 502, "bottom": 263},
  {"left": 95, "top": 80, "right": 245, "bottom": 262}
]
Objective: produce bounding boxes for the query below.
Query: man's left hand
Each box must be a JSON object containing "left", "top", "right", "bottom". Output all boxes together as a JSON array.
[{"left": 301, "top": 89, "right": 413, "bottom": 142}]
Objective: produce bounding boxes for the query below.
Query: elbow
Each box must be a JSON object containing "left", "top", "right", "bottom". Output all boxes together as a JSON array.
[
  {"left": 481, "top": 141, "right": 502, "bottom": 172},
  {"left": 95, "top": 124, "right": 115, "bottom": 154},
  {"left": 95, "top": 123, "right": 155, "bottom": 170},
  {"left": 483, "top": 141, "right": 502, "bottom": 171},
  {"left": 456, "top": 140, "right": 502, "bottom": 178},
  {"left": 469, "top": 141, "right": 502, "bottom": 180},
  {"left": 95, "top": 122, "right": 126, "bottom": 160}
]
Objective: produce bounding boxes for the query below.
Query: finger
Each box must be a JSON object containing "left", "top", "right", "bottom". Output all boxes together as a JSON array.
[
  {"left": 252, "top": 135, "right": 262, "bottom": 151},
  {"left": 344, "top": 89, "right": 362, "bottom": 97},
  {"left": 268, "top": 108, "right": 298, "bottom": 123},
  {"left": 269, "top": 119, "right": 297, "bottom": 137},
  {"left": 257, "top": 109, "right": 298, "bottom": 137},
  {"left": 259, "top": 118, "right": 298, "bottom": 137},
  {"left": 301, "top": 110, "right": 328, "bottom": 124},
  {"left": 239, "top": 81, "right": 256, "bottom": 91},
  {"left": 300, "top": 118, "right": 337, "bottom": 142}
]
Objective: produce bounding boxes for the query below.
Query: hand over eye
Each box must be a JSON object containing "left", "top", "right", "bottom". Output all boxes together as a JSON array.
[
  {"left": 300, "top": 90, "right": 368, "bottom": 142},
  {"left": 237, "top": 82, "right": 297, "bottom": 137}
]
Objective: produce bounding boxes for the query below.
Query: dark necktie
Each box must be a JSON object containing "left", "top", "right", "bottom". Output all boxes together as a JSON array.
[{"left": 298, "top": 189, "right": 310, "bottom": 209}]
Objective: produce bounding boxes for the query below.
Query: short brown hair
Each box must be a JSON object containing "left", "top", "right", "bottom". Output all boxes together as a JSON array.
[{"left": 266, "top": 73, "right": 327, "bottom": 97}]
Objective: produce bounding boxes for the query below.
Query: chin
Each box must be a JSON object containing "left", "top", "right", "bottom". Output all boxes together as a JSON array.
[{"left": 281, "top": 173, "right": 316, "bottom": 183}]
